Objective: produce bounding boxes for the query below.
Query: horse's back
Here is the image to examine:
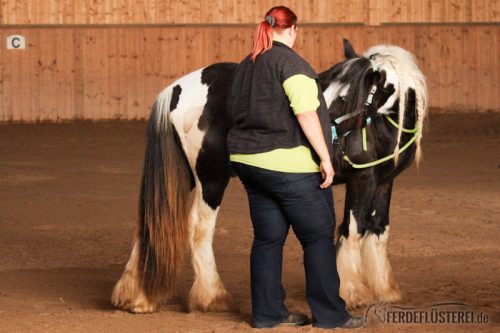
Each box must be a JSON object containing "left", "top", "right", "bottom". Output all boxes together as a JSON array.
[{"left": 161, "top": 63, "right": 237, "bottom": 113}]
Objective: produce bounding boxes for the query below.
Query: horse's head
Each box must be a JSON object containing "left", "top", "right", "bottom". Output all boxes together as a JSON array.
[
  {"left": 320, "top": 39, "right": 427, "bottom": 163},
  {"left": 321, "top": 39, "right": 397, "bottom": 123}
]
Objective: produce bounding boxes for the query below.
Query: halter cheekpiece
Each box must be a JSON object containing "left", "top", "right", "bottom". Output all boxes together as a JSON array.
[{"left": 265, "top": 15, "right": 276, "bottom": 27}]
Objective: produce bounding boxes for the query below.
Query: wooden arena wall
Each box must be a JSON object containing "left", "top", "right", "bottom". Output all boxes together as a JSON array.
[
  {"left": 0, "top": 1, "right": 498, "bottom": 122},
  {"left": 1, "top": 0, "right": 498, "bottom": 25}
]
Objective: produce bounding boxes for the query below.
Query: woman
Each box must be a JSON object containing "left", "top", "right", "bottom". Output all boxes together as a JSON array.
[{"left": 227, "top": 6, "right": 364, "bottom": 329}]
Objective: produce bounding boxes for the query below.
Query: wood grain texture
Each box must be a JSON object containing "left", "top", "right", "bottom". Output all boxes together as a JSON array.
[
  {"left": 1, "top": 0, "right": 497, "bottom": 25},
  {"left": 0, "top": 25, "right": 497, "bottom": 122}
]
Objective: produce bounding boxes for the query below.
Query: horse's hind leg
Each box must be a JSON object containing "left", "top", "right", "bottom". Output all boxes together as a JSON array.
[
  {"left": 337, "top": 176, "right": 375, "bottom": 309},
  {"left": 361, "top": 180, "right": 401, "bottom": 303},
  {"left": 111, "top": 237, "right": 157, "bottom": 313},
  {"left": 187, "top": 181, "right": 237, "bottom": 312}
]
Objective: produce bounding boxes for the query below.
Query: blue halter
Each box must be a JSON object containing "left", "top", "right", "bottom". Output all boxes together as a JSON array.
[{"left": 331, "top": 83, "right": 377, "bottom": 142}]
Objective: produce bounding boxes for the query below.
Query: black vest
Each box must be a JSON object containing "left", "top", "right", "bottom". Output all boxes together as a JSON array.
[{"left": 227, "top": 41, "right": 332, "bottom": 160}]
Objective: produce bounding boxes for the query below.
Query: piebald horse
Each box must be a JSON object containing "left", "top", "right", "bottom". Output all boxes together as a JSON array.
[{"left": 111, "top": 39, "right": 427, "bottom": 313}]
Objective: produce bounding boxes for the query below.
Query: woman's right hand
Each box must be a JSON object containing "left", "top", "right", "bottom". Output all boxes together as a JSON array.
[{"left": 319, "top": 159, "right": 335, "bottom": 188}]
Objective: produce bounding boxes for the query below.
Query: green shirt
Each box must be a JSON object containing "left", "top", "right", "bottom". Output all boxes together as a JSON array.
[{"left": 230, "top": 74, "right": 320, "bottom": 173}]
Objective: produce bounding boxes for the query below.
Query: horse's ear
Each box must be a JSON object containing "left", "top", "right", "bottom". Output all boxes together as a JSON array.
[{"left": 343, "top": 38, "right": 358, "bottom": 59}]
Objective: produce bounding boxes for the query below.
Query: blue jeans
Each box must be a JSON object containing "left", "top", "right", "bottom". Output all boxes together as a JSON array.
[{"left": 231, "top": 162, "right": 350, "bottom": 328}]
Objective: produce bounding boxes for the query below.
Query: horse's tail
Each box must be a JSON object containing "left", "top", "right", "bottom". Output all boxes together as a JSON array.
[{"left": 137, "top": 87, "right": 192, "bottom": 301}]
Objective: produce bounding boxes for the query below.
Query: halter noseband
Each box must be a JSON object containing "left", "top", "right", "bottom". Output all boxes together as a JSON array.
[{"left": 330, "top": 74, "right": 378, "bottom": 140}]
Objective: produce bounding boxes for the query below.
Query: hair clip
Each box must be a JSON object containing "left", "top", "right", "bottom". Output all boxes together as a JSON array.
[{"left": 265, "top": 15, "right": 276, "bottom": 27}]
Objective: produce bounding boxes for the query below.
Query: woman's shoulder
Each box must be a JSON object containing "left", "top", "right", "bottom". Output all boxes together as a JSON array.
[{"left": 268, "top": 47, "right": 317, "bottom": 82}]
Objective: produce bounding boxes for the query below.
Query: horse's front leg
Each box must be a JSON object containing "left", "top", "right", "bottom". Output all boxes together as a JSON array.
[
  {"left": 337, "top": 173, "right": 376, "bottom": 309},
  {"left": 361, "top": 180, "right": 401, "bottom": 303},
  {"left": 187, "top": 180, "right": 238, "bottom": 312}
]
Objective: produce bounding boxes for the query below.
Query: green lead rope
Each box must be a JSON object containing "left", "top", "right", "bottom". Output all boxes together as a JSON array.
[
  {"left": 362, "top": 127, "right": 368, "bottom": 151},
  {"left": 383, "top": 115, "right": 418, "bottom": 134},
  {"left": 339, "top": 115, "right": 418, "bottom": 169},
  {"left": 343, "top": 133, "right": 417, "bottom": 169}
]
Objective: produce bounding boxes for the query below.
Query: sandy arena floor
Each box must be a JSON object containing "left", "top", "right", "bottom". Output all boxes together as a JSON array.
[{"left": 0, "top": 113, "right": 498, "bottom": 332}]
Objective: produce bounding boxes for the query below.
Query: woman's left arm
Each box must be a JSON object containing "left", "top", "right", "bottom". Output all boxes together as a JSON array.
[
  {"left": 283, "top": 74, "right": 334, "bottom": 188},
  {"left": 296, "top": 112, "right": 334, "bottom": 188}
]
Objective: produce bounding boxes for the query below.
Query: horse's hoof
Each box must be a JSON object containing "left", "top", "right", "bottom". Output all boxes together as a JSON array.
[
  {"left": 127, "top": 301, "right": 158, "bottom": 314},
  {"left": 375, "top": 287, "right": 402, "bottom": 304},
  {"left": 111, "top": 280, "right": 159, "bottom": 314},
  {"left": 112, "top": 295, "right": 158, "bottom": 314},
  {"left": 188, "top": 290, "right": 239, "bottom": 313},
  {"left": 341, "top": 282, "right": 375, "bottom": 310}
]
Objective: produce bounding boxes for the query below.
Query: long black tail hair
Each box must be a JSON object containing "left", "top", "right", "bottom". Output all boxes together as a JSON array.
[{"left": 137, "top": 87, "right": 193, "bottom": 301}]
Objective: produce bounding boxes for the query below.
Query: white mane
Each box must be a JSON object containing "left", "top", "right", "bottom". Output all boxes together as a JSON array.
[{"left": 364, "top": 45, "right": 428, "bottom": 165}]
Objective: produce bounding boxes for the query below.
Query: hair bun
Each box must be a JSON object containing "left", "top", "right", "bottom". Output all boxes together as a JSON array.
[{"left": 264, "top": 15, "right": 276, "bottom": 27}]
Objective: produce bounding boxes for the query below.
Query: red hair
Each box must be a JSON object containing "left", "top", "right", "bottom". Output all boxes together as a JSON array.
[{"left": 251, "top": 6, "right": 298, "bottom": 62}]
